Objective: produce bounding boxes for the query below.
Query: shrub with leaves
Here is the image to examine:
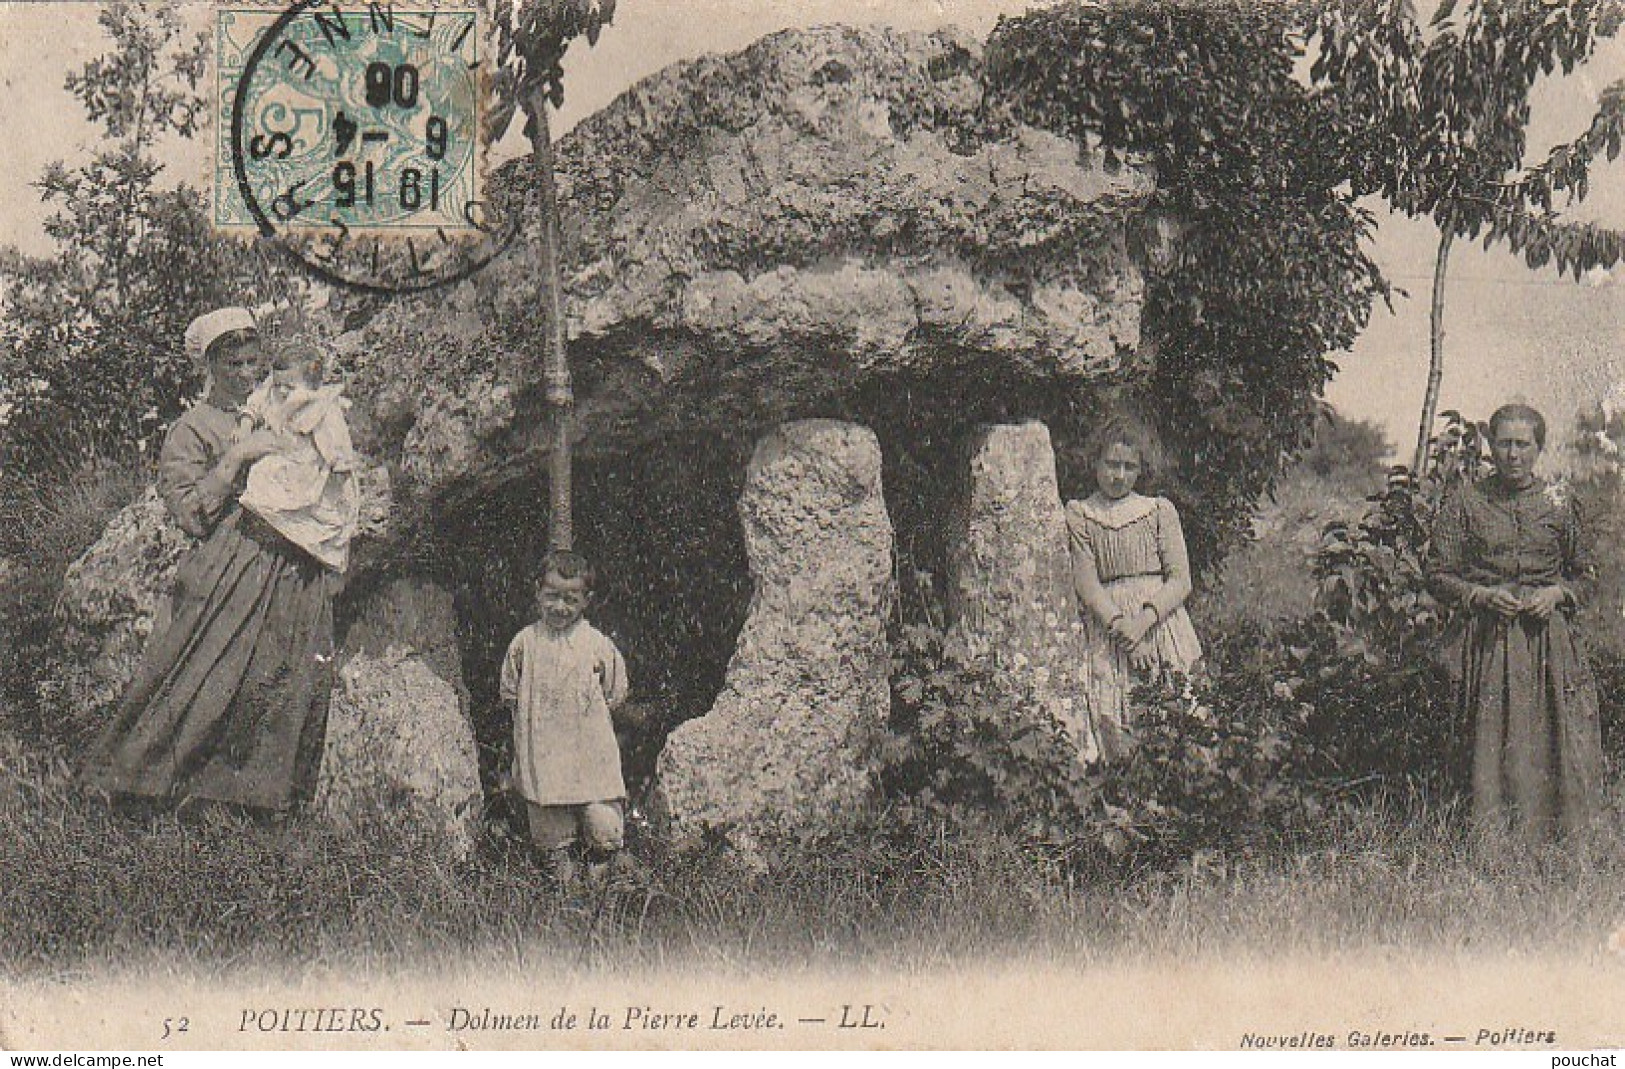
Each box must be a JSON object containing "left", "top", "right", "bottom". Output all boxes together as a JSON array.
[
  {"left": 1314, "top": 412, "right": 1485, "bottom": 659},
  {"left": 1290, "top": 412, "right": 1488, "bottom": 795},
  {"left": 0, "top": 4, "right": 304, "bottom": 482},
  {"left": 1102, "top": 634, "right": 1327, "bottom": 867},
  {"left": 880, "top": 623, "right": 1338, "bottom": 873},
  {"left": 1266, "top": 617, "right": 1462, "bottom": 797},
  {"left": 1562, "top": 398, "right": 1625, "bottom": 766},
  {"left": 880, "top": 624, "right": 1097, "bottom": 854},
  {"left": 1094, "top": 616, "right": 1459, "bottom": 868}
]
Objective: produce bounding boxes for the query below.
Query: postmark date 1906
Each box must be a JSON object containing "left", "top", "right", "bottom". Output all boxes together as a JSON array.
[{"left": 219, "top": 3, "right": 501, "bottom": 292}]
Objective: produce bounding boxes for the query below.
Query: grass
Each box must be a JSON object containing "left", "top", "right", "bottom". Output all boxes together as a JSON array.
[
  {"left": 9, "top": 724, "right": 1625, "bottom": 982},
  {"left": 0, "top": 734, "right": 1066, "bottom": 978},
  {"left": 1189, "top": 466, "right": 1377, "bottom": 634},
  {"left": 0, "top": 457, "right": 149, "bottom": 752},
  {"left": 0, "top": 454, "right": 147, "bottom": 566}
]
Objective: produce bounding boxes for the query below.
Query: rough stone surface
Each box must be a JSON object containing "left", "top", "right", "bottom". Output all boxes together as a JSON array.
[
  {"left": 945, "top": 422, "right": 1097, "bottom": 763},
  {"left": 650, "top": 419, "right": 893, "bottom": 859},
  {"left": 57, "top": 25, "right": 1156, "bottom": 847},
  {"left": 55, "top": 486, "right": 192, "bottom": 727},
  {"left": 314, "top": 578, "right": 481, "bottom": 859},
  {"left": 349, "top": 24, "right": 1153, "bottom": 505}
]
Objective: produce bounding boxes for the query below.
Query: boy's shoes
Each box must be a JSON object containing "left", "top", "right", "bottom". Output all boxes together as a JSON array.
[
  {"left": 537, "top": 845, "right": 647, "bottom": 894},
  {"left": 585, "top": 849, "right": 647, "bottom": 892},
  {"left": 542, "top": 846, "right": 580, "bottom": 890}
]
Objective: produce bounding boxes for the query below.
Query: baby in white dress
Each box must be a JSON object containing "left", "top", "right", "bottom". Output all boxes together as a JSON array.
[{"left": 237, "top": 344, "right": 361, "bottom": 572}]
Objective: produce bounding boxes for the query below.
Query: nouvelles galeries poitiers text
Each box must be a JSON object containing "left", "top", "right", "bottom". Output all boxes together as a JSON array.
[{"left": 1239, "top": 1027, "right": 1558, "bottom": 1049}]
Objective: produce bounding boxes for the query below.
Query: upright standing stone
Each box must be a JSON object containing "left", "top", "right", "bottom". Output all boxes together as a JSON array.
[
  {"left": 651, "top": 419, "right": 893, "bottom": 861},
  {"left": 313, "top": 577, "right": 483, "bottom": 860},
  {"left": 945, "top": 422, "right": 1097, "bottom": 763}
]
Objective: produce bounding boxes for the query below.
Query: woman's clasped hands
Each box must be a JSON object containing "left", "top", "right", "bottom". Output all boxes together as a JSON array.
[
  {"left": 1474, "top": 584, "right": 1568, "bottom": 621},
  {"left": 1108, "top": 608, "right": 1161, "bottom": 671}
]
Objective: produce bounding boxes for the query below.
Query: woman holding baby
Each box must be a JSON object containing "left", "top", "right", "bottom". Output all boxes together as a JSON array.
[{"left": 81, "top": 307, "right": 346, "bottom": 815}]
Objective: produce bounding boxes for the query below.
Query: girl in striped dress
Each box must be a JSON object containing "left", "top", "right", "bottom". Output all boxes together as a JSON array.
[{"left": 1065, "top": 416, "right": 1203, "bottom": 757}]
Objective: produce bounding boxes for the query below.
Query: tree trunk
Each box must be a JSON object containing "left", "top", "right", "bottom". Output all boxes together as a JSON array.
[
  {"left": 523, "top": 86, "right": 574, "bottom": 552},
  {"left": 1412, "top": 220, "right": 1456, "bottom": 476}
]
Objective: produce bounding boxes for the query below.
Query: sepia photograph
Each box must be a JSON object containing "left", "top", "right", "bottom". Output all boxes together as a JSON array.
[{"left": 2, "top": 0, "right": 1625, "bottom": 1052}]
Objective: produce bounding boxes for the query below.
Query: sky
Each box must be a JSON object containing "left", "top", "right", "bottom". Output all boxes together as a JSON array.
[{"left": 2, "top": 0, "right": 1624, "bottom": 458}]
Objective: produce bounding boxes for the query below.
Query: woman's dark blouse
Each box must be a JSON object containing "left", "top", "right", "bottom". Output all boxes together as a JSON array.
[
  {"left": 159, "top": 404, "right": 241, "bottom": 538},
  {"left": 1430, "top": 476, "right": 1595, "bottom": 607}
]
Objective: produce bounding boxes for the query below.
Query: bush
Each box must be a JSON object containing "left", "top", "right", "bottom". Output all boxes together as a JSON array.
[
  {"left": 875, "top": 418, "right": 1482, "bottom": 876},
  {"left": 880, "top": 624, "right": 1096, "bottom": 856},
  {"left": 1098, "top": 666, "right": 1324, "bottom": 869},
  {"left": 1095, "top": 617, "right": 1458, "bottom": 869},
  {"left": 1594, "top": 652, "right": 1625, "bottom": 774},
  {"left": 879, "top": 623, "right": 1347, "bottom": 875}
]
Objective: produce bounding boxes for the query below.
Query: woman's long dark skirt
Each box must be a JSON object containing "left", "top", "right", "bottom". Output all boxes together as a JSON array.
[
  {"left": 81, "top": 510, "right": 336, "bottom": 812},
  {"left": 1449, "top": 609, "right": 1603, "bottom": 841}
]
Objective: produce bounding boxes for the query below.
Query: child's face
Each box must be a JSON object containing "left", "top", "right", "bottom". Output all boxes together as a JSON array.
[
  {"left": 1094, "top": 441, "right": 1142, "bottom": 500},
  {"left": 537, "top": 570, "right": 590, "bottom": 632},
  {"left": 272, "top": 351, "right": 322, "bottom": 387}
]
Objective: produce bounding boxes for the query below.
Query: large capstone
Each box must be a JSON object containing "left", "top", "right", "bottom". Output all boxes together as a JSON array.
[
  {"left": 346, "top": 23, "right": 1153, "bottom": 510},
  {"left": 945, "top": 422, "right": 1097, "bottom": 762},
  {"left": 650, "top": 419, "right": 893, "bottom": 860}
]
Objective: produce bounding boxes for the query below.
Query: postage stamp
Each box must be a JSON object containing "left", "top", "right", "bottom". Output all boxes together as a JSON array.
[{"left": 215, "top": 2, "right": 496, "bottom": 290}]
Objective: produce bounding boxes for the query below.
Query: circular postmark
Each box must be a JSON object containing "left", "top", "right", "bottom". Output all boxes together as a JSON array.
[{"left": 227, "top": 1, "right": 517, "bottom": 292}]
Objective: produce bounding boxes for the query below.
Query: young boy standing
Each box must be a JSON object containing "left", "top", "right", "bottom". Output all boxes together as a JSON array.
[{"left": 499, "top": 550, "right": 629, "bottom": 882}]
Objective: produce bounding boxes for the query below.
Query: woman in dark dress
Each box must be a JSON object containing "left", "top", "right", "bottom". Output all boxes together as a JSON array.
[
  {"left": 1428, "top": 403, "right": 1603, "bottom": 841},
  {"left": 81, "top": 307, "right": 339, "bottom": 813}
]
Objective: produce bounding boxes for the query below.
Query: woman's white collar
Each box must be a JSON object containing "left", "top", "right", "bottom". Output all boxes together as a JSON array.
[{"left": 1070, "top": 492, "right": 1159, "bottom": 529}]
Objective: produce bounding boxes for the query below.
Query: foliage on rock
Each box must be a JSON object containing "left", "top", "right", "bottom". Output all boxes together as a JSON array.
[{"left": 985, "top": 0, "right": 1389, "bottom": 565}]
